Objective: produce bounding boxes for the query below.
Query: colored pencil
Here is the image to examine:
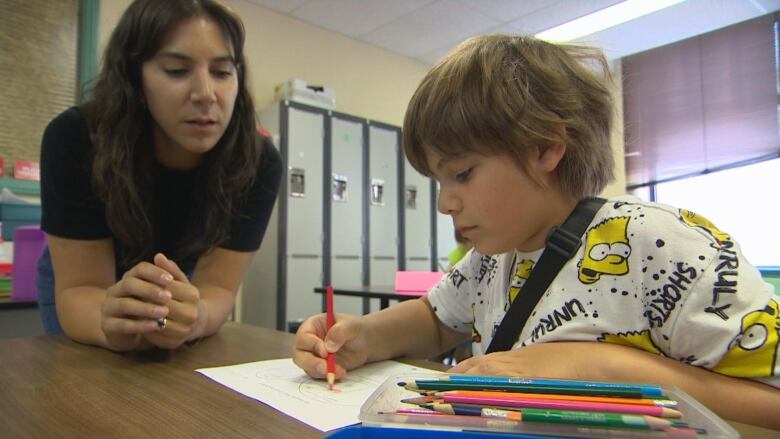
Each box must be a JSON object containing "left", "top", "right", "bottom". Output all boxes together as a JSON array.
[
  {"left": 385, "top": 408, "right": 444, "bottom": 416},
  {"left": 428, "top": 403, "right": 700, "bottom": 432},
  {"left": 422, "top": 375, "right": 664, "bottom": 397},
  {"left": 440, "top": 394, "right": 682, "bottom": 418},
  {"left": 435, "top": 390, "right": 678, "bottom": 408},
  {"left": 326, "top": 285, "right": 335, "bottom": 391},
  {"left": 403, "top": 381, "right": 646, "bottom": 398}
]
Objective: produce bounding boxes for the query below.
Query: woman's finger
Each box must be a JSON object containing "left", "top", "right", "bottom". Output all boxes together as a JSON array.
[
  {"left": 103, "top": 296, "right": 169, "bottom": 320},
  {"left": 107, "top": 275, "right": 172, "bottom": 305},
  {"left": 102, "top": 315, "right": 160, "bottom": 334},
  {"left": 125, "top": 260, "right": 175, "bottom": 287},
  {"left": 154, "top": 253, "right": 187, "bottom": 282}
]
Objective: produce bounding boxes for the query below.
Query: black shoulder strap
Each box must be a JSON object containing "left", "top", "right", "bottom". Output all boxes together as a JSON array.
[{"left": 486, "top": 197, "right": 606, "bottom": 354}]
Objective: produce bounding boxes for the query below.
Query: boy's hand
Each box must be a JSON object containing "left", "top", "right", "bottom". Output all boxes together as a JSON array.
[
  {"left": 293, "top": 313, "right": 369, "bottom": 381},
  {"left": 448, "top": 342, "right": 597, "bottom": 379}
]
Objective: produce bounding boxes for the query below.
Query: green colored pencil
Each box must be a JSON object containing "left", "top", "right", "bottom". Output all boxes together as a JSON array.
[{"left": 429, "top": 403, "right": 703, "bottom": 433}]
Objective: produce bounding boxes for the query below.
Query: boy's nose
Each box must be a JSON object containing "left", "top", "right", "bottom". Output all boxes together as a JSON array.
[{"left": 437, "top": 189, "right": 462, "bottom": 215}]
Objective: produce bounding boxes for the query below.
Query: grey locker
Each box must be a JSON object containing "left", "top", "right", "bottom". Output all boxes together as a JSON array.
[
  {"left": 286, "top": 107, "right": 325, "bottom": 323},
  {"left": 328, "top": 114, "right": 365, "bottom": 315},
  {"left": 403, "top": 159, "right": 433, "bottom": 271},
  {"left": 243, "top": 101, "right": 326, "bottom": 331},
  {"left": 367, "top": 123, "right": 401, "bottom": 288}
]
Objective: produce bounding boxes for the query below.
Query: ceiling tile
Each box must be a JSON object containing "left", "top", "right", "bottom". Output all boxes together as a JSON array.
[
  {"left": 290, "top": 0, "right": 435, "bottom": 37},
  {"left": 416, "top": 44, "right": 457, "bottom": 65},
  {"left": 242, "top": 0, "right": 310, "bottom": 14},
  {"left": 454, "top": 0, "right": 559, "bottom": 22},
  {"left": 577, "top": 0, "right": 780, "bottom": 59},
  {"left": 495, "top": 0, "right": 624, "bottom": 35},
  {"left": 359, "top": 0, "right": 500, "bottom": 58}
]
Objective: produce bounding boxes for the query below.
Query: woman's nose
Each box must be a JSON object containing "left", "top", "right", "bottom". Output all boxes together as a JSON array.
[{"left": 191, "top": 69, "right": 216, "bottom": 103}]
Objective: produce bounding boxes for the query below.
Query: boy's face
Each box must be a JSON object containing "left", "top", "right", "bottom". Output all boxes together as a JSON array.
[{"left": 427, "top": 148, "right": 568, "bottom": 254}]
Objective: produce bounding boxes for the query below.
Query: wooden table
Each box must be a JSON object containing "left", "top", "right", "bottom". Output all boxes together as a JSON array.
[
  {"left": 0, "top": 323, "right": 776, "bottom": 438},
  {"left": 0, "top": 323, "right": 320, "bottom": 437},
  {"left": 314, "top": 285, "right": 421, "bottom": 311}
]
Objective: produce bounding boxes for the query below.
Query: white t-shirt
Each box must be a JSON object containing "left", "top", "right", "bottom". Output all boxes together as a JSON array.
[{"left": 428, "top": 195, "right": 780, "bottom": 386}]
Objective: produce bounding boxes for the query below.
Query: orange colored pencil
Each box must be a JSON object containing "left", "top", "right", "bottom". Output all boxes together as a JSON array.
[{"left": 436, "top": 390, "right": 677, "bottom": 408}]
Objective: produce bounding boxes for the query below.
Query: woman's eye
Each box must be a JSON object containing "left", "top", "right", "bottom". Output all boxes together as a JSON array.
[
  {"left": 164, "top": 69, "right": 188, "bottom": 77},
  {"left": 454, "top": 168, "right": 472, "bottom": 182},
  {"left": 212, "top": 70, "right": 234, "bottom": 78}
]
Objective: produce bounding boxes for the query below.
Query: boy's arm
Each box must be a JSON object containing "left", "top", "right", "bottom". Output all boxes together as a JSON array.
[
  {"left": 451, "top": 341, "right": 780, "bottom": 430},
  {"left": 597, "top": 342, "right": 780, "bottom": 430},
  {"left": 364, "top": 297, "right": 469, "bottom": 362}
]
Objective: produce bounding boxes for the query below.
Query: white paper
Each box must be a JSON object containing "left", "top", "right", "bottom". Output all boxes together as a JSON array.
[{"left": 196, "top": 358, "right": 439, "bottom": 432}]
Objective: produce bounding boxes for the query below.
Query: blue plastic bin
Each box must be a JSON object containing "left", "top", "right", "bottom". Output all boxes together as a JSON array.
[
  {"left": 0, "top": 201, "right": 42, "bottom": 241},
  {"left": 326, "top": 426, "right": 545, "bottom": 438}
]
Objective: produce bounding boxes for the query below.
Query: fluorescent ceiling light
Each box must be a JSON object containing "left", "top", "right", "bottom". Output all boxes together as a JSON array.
[{"left": 536, "top": 0, "right": 686, "bottom": 42}]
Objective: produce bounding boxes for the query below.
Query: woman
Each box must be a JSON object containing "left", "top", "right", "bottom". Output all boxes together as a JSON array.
[{"left": 38, "top": 0, "right": 281, "bottom": 351}]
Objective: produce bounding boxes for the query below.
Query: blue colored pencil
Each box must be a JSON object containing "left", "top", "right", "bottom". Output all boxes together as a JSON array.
[{"left": 426, "top": 375, "right": 664, "bottom": 397}]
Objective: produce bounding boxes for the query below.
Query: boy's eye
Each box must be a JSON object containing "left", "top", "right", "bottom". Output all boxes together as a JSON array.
[{"left": 454, "top": 167, "right": 472, "bottom": 182}]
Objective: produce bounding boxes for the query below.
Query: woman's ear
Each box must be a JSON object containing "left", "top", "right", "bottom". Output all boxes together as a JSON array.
[{"left": 536, "top": 142, "right": 566, "bottom": 173}]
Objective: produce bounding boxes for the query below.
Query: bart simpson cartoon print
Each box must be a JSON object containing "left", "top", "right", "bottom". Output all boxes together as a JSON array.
[
  {"left": 679, "top": 209, "right": 731, "bottom": 246},
  {"left": 578, "top": 217, "right": 632, "bottom": 284},
  {"left": 714, "top": 299, "right": 779, "bottom": 377},
  {"left": 598, "top": 330, "right": 663, "bottom": 355},
  {"left": 505, "top": 259, "right": 535, "bottom": 311}
]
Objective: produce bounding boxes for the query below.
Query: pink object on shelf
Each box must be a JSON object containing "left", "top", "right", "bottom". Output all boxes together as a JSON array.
[
  {"left": 11, "top": 225, "right": 46, "bottom": 302},
  {"left": 394, "top": 271, "right": 445, "bottom": 296}
]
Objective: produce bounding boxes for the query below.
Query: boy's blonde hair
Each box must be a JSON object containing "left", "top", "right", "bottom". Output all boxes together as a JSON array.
[{"left": 403, "top": 34, "right": 615, "bottom": 198}]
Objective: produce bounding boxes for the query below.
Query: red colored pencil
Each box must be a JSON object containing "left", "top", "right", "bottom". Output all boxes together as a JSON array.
[{"left": 326, "top": 285, "right": 335, "bottom": 390}]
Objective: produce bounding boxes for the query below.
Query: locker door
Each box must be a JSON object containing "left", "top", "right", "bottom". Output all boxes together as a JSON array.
[
  {"left": 435, "top": 182, "right": 457, "bottom": 271},
  {"left": 404, "top": 159, "right": 432, "bottom": 271},
  {"left": 368, "top": 125, "right": 399, "bottom": 287},
  {"left": 330, "top": 116, "right": 364, "bottom": 315},
  {"left": 285, "top": 106, "right": 325, "bottom": 324}
]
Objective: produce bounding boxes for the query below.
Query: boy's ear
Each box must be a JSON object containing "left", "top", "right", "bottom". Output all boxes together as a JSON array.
[{"left": 537, "top": 142, "right": 566, "bottom": 173}]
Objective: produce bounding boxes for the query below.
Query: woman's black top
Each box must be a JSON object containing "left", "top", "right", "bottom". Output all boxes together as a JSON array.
[{"left": 40, "top": 106, "right": 282, "bottom": 277}]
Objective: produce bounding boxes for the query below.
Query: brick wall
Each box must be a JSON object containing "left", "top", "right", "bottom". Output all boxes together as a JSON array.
[{"left": 0, "top": 0, "right": 78, "bottom": 177}]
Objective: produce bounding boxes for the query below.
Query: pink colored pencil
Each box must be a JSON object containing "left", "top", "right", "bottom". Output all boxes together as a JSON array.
[
  {"left": 437, "top": 390, "right": 677, "bottom": 407},
  {"left": 442, "top": 394, "right": 682, "bottom": 418}
]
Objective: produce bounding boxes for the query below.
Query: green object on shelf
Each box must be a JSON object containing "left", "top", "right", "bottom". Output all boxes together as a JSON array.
[
  {"left": 758, "top": 267, "right": 780, "bottom": 296},
  {"left": 0, "top": 276, "right": 11, "bottom": 293},
  {"left": 0, "top": 177, "right": 40, "bottom": 197}
]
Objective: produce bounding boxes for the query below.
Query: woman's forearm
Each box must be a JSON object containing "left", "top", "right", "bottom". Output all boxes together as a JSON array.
[
  {"left": 192, "top": 284, "right": 237, "bottom": 339},
  {"left": 56, "top": 287, "right": 112, "bottom": 348}
]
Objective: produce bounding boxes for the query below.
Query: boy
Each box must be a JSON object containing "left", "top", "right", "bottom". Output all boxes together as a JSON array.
[{"left": 293, "top": 35, "right": 780, "bottom": 428}]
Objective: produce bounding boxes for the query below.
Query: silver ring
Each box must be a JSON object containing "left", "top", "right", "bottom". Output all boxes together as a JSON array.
[{"left": 157, "top": 317, "right": 167, "bottom": 330}]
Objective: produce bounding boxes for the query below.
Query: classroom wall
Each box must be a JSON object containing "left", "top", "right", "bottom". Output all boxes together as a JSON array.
[
  {"left": 99, "top": 0, "right": 430, "bottom": 127},
  {"left": 98, "top": 0, "right": 626, "bottom": 196},
  {"left": 0, "top": 0, "right": 78, "bottom": 177}
]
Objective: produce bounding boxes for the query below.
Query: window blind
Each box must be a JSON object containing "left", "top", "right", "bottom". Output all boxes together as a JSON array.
[{"left": 622, "top": 13, "right": 779, "bottom": 188}]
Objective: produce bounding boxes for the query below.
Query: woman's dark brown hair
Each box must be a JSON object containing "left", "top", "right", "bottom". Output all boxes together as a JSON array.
[{"left": 85, "top": 0, "right": 260, "bottom": 267}]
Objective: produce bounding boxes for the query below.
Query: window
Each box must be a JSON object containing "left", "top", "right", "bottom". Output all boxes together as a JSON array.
[{"left": 632, "top": 158, "right": 780, "bottom": 266}]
